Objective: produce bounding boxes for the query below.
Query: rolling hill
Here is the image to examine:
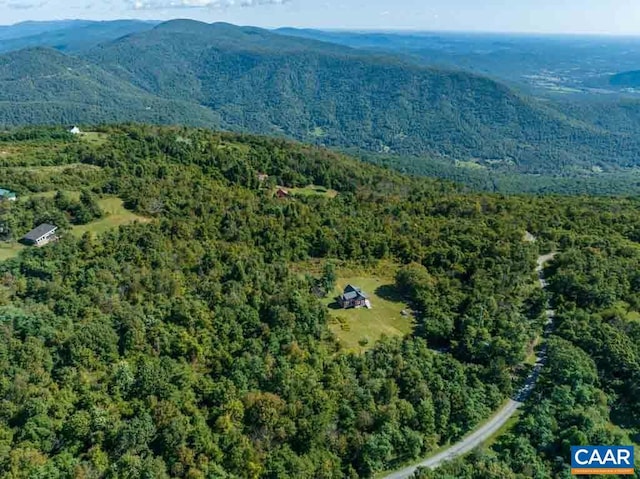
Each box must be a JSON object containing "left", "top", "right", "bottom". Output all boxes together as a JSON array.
[
  {"left": 0, "top": 46, "right": 222, "bottom": 127},
  {"left": 2, "top": 19, "right": 640, "bottom": 180},
  {"left": 0, "top": 20, "right": 158, "bottom": 53},
  {"left": 82, "top": 21, "right": 640, "bottom": 174},
  {"left": 610, "top": 70, "right": 640, "bottom": 89},
  {"left": 277, "top": 28, "right": 640, "bottom": 97},
  {"left": 0, "top": 20, "right": 90, "bottom": 41}
]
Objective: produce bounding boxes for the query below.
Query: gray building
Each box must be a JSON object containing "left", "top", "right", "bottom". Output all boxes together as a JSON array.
[
  {"left": 338, "top": 285, "right": 371, "bottom": 309},
  {"left": 22, "top": 224, "right": 58, "bottom": 246}
]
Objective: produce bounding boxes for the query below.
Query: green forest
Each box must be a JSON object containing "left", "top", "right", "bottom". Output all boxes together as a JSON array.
[
  {"left": 0, "top": 126, "right": 638, "bottom": 478},
  {"left": 4, "top": 21, "right": 640, "bottom": 195}
]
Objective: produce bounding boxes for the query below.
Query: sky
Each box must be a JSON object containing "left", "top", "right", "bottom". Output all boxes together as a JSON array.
[{"left": 1, "top": 0, "right": 640, "bottom": 35}]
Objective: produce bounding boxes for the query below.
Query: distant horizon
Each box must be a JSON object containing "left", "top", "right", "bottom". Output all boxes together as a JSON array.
[
  {"left": 1, "top": 0, "right": 640, "bottom": 36},
  {"left": 3, "top": 17, "right": 640, "bottom": 40}
]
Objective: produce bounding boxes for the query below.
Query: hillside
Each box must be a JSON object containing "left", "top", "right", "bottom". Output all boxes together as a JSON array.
[
  {"left": 0, "top": 20, "right": 91, "bottom": 41},
  {"left": 610, "top": 69, "right": 640, "bottom": 89},
  {"left": 0, "top": 47, "right": 222, "bottom": 127},
  {"left": 0, "top": 20, "right": 158, "bottom": 54},
  {"left": 84, "top": 20, "right": 640, "bottom": 175},
  {"left": 277, "top": 28, "right": 640, "bottom": 98},
  {"left": 2, "top": 20, "right": 640, "bottom": 185},
  {"left": 0, "top": 125, "right": 638, "bottom": 478}
]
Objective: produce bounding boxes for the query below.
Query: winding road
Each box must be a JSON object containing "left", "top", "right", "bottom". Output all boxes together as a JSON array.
[{"left": 382, "top": 252, "right": 557, "bottom": 479}]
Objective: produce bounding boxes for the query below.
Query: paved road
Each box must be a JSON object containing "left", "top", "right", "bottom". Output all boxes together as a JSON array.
[{"left": 382, "top": 253, "right": 557, "bottom": 479}]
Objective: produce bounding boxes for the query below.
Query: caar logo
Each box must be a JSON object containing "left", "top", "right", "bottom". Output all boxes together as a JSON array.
[{"left": 571, "top": 446, "right": 635, "bottom": 475}]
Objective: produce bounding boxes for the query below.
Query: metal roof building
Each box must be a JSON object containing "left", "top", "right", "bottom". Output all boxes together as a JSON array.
[{"left": 22, "top": 224, "right": 58, "bottom": 246}]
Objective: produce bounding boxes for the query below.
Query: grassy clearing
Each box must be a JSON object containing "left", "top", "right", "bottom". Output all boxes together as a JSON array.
[
  {"left": 79, "top": 131, "right": 109, "bottom": 147},
  {"left": 455, "top": 160, "right": 487, "bottom": 170},
  {"left": 4, "top": 163, "right": 100, "bottom": 174},
  {"left": 308, "top": 127, "right": 326, "bottom": 138},
  {"left": 1, "top": 196, "right": 149, "bottom": 262},
  {"left": 0, "top": 242, "right": 25, "bottom": 262},
  {"left": 71, "top": 197, "right": 150, "bottom": 237},
  {"left": 29, "top": 189, "right": 81, "bottom": 201},
  {"left": 323, "top": 275, "right": 414, "bottom": 353},
  {"left": 277, "top": 185, "right": 339, "bottom": 199},
  {"left": 0, "top": 144, "right": 69, "bottom": 166},
  {"left": 626, "top": 311, "right": 640, "bottom": 323}
]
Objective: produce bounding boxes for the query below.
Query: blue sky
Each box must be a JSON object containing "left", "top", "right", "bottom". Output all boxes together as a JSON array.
[{"left": 1, "top": 0, "right": 639, "bottom": 35}]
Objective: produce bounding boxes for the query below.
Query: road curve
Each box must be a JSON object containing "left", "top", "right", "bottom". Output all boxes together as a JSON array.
[{"left": 381, "top": 252, "right": 556, "bottom": 479}]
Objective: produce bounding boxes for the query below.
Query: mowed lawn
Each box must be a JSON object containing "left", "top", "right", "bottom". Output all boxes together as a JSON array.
[
  {"left": 324, "top": 276, "right": 414, "bottom": 353},
  {"left": 71, "top": 197, "right": 150, "bottom": 237}
]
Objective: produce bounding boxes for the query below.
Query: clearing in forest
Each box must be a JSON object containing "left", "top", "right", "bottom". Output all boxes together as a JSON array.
[
  {"left": 323, "top": 275, "right": 414, "bottom": 353},
  {"left": 0, "top": 243, "right": 25, "bottom": 262},
  {"left": 78, "top": 131, "right": 109, "bottom": 147},
  {"left": 276, "top": 184, "right": 339, "bottom": 198},
  {"left": 71, "top": 197, "right": 150, "bottom": 237},
  {"left": 0, "top": 195, "right": 150, "bottom": 262}
]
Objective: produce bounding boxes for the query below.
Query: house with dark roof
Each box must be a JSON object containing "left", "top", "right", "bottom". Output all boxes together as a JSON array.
[
  {"left": 0, "top": 188, "right": 16, "bottom": 201},
  {"left": 21, "top": 224, "right": 58, "bottom": 246},
  {"left": 338, "top": 284, "right": 371, "bottom": 309}
]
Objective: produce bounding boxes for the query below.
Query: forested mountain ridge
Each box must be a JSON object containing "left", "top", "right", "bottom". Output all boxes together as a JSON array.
[
  {"left": 0, "top": 20, "right": 93, "bottom": 41},
  {"left": 0, "top": 125, "right": 639, "bottom": 477},
  {"left": 3, "top": 20, "right": 640, "bottom": 181},
  {"left": 82, "top": 20, "right": 640, "bottom": 174},
  {"left": 0, "top": 46, "right": 222, "bottom": 127},
  {"left": 275, "top": 28, "right": 640, "bottom": 96},
  {"left": 0, "top": 20, "right": 158, "bottom": 54}
]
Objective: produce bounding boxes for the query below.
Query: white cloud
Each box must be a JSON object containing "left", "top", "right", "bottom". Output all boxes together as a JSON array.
[
  {"left": 127, "top": 0, "right": 288, "bottom": 10},
  {"left": 1, "top": 0, "right": 48, "bottom": 9}
]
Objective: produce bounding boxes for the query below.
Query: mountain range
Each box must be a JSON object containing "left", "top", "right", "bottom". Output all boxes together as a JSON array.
[
  {"left": 0, "top": 19, "right": 158, "bottom": 53},
  {"left": 2, "top": 19, "right": 640, "bottom": 187}
]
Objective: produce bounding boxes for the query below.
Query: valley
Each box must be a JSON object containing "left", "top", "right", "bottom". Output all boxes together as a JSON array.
[
  {"left": 2, "top": 21, "right": 640, "bottom": 194},
  {"left": 0, "top": 12, "right": 640, "bottom": 479}
]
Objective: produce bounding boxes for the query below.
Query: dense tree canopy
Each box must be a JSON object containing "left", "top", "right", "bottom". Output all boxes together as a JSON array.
[
  {"left": 0, "top": 125, "right": 638, "bottom": 478},
  {"left": 5, "top": 21, "right": 640, "bottom": 196}
]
